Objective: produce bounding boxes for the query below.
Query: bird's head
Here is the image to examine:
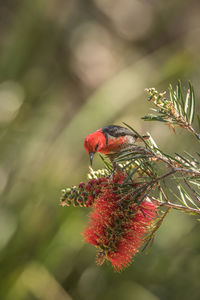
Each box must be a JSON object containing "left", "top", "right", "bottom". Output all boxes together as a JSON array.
[{"left": 84, "top": 130, "right": 106, "bottom": 165}]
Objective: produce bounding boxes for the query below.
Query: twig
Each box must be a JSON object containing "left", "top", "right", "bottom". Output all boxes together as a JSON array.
[{"left": 151, "top": 196, "right": 200, "bottom": 215}]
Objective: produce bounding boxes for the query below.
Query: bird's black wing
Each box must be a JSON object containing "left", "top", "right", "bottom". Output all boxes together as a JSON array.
[
  {"left": 102, "top": 125, "right": 137, "bottom": 144},
  {"left": 102, "top": 125, "right": 136, "bottom": 137}
]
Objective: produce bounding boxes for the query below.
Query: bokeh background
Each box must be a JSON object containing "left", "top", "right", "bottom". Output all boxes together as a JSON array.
[{"left": 1, "top": 0, "right": 200, "bottom": 299}]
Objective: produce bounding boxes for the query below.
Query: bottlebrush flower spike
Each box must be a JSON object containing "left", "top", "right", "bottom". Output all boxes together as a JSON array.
[
  {"left": 60, "top": 168, "right": 110, "bottom": 208},
  {"left": 60, "top": 168, "right": 158, "bottom": 271},
  {"left": 82, "top": 172, "right": 158, "bottom": 272}
]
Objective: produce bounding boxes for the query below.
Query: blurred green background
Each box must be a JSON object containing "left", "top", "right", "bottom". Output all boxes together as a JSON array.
[{"left": 1, "top": 0, "right": 200, "bottom": 299}]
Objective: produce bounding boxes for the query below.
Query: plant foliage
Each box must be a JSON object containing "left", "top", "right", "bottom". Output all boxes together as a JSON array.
[{"left": 61, "top": 82, "right": 200, "bottom": 272}]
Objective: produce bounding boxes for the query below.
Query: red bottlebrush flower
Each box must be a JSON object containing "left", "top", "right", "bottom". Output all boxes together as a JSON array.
[
  {"left": 60, "top": 176, "right": 108, "bottom": 207},
  {"left": 83, "top": 172, "right": 157, "bottom": 272}
]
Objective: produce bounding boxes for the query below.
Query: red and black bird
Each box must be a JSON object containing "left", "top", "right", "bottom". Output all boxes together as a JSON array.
[{"left": 84, "top": 125, "right": 149, "bottom": 165}]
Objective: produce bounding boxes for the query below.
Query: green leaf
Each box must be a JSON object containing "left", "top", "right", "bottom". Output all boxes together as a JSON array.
[
  {"left": 191, "top": 188, "right": 200, "bottom": 199},
  {"left": 169, "top": 84, "right": 175, "bottom": 105},
  {"left": 153, "top": 147, "right": 174, "bottom": 164},
  {"left": 188, "top": 82, "right": 195, "bottom": 124},
  {"left": 99, "top": 154, "right": 112, "bottom": 171},
  {"left": 172, "top": 155, "right": 190, "bottom": 168},
  {"left": 179, "top": 185, "right": 199, "bottom": 209},
  {"left": 115, "top": 154, "right": 146, "bottom": 163},
  {"left": 197, "top": 114, "right": 200, "bottom": 130},
  {"left": 146, "top": 133, "right": 159, "bottom": 151},
  {"left": 169, "top": 187, "right": 183, "bottom": 203},
  {"left": 142, "top": 115, "right": 168, "bottom": 122},
  {"left": 189, "top": 181, "right": 200, "bottom": 189},
  {"left": 123, "top": 161, "right": 146, "bottom": 184},
  {"left": 176, "top": 81, "right": 189, "bottom": 119},
  {"left": 159, "top": 190, "right": 164, "bottom": 203},
  {"left": 169, "top": 84, "right": 178, "bottom": 112},
  {"left": 121, "top": 157, "right": 147, "bottom": 169},
  {"left": 177, "top": 185, "right": 189, "bottom": 207},
  {"left": 177, "top": 80, "right": 184, "bottom": 107},
  {"left": 174, "top": 84, "right": 183, "bottom": 116},
  {"left": 137, "top": 185, "right": 153, "bottom": 205},
  {"left": 140, "top": 161, "right": 156, "bottom": 178},
  {"left": 174, "top": 153, "right": 193, "bottom": 167},
  {"left": 184, "top": 151, "right": 200, "bottom": 165},
  {"left": 184, "top": 88, "right": 190, "bottom": 121}
]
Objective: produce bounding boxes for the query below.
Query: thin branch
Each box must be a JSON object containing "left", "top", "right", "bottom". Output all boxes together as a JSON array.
[
  {"left": 186, "top": 124, "right": 200, "bottom": 140},
  {"left": 151, "top": 196, "right": 200, "bottom": 215},
  {"left": 118, "top": 146, "right": 200, "bottom": 176},
  {"left": 151, "top": 169, "right": 176, "bottom": 183}
]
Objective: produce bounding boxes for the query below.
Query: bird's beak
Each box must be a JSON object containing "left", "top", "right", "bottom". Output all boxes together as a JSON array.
[{"left": 89, "top": 152, "right": 94, "bottom": 166}]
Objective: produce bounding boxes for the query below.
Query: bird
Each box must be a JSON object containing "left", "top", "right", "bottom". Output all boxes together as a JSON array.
[{"left": 84, "top": 125, "right": 149, "bottom": 166}]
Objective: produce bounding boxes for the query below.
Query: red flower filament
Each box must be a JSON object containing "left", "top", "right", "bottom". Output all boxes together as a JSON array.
[{"left": 83, "top": 173, "right": 157, "bottom": 272}]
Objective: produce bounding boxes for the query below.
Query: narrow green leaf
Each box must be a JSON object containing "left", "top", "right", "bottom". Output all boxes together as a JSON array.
[
  {"left": 137, "top": 185, "right": 153, "bottom": 205},
  {"left": 188, "top": 82, "right": 195, "bottom": 124},
  {"left": 146, "top": 133, "right": 158, "bottom": 150},
  {"left": 157, "top": 109, "right": 169, "bottom": 114},
  {"left": 178, "top": 185, "right": 189, "bottom": 207},
  {"left": 184, "top": 88, "right": 190, "bottom": 122},
  {"left": 179, "top": 185, "right": 199, "bottom": 208},
  {"left": 192, "top": 190, "right": 200, "bottom": 202},
  {"left": 119, "top": 158, "right": 146, "bottom": 170},
  {"left": 142, "top": 116, "right": 168, "bottom": 122},
  {"left": 175, "top": 153, "right": 193, "bottom": 167},
  {"left": 142, "top": 236, "right": 154, "bottom": 253},
  {"left": 99, "top": 154, "right": 112, "bottom": 171},
  {"left": 169, "top": 84, "right": 175, "bottom": 104},
  {"left": 184, "top": 195, "right": 199, "bottom": 208},
  {"left": 139, "top": 161, "right": 156, "bottom": 178},
  {"left": 159, "top": 190, "right": 164, "bottom": 203},
  {"left": 177, "top": 80, "right": 184, "bottom": 107},
  {"left": 175, "top": 81, "right": 188, "bottom": 120},
  {"left": 197, "top": 114, "right": 200, "bottom": 130},
  {"left": 123, "top": 161, "right": 145, "bottom": 184},
  {"left": 169, "top": 84, "right": 178, "bottom": 112},
  {"left": 189, "top": 181, "right": 200, "bottom": 188},
  {"left": 153, "top": 147, "right": 174, "bottom": 163},
  {"left": 174, "top": 84, "right": 183, "bottom": 116},
  {"left": 115, "top": 154, "right": 146, "bottom": 163},
  {"left": 172, "top": 155, "right": 190, "bottom": 168},
  {"left": 169, "top": 187, "right": 183, "bottom": 203},
  {"left": 191, "top": 189, "right": 200, "bottom": 198},
  {"left": 184, "top": 151, "right": 200, "bottom": 165}
]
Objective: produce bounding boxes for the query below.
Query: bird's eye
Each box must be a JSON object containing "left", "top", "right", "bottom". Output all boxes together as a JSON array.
[{"left": 95, "top": 143, "right": 99, "bottom": 152}]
